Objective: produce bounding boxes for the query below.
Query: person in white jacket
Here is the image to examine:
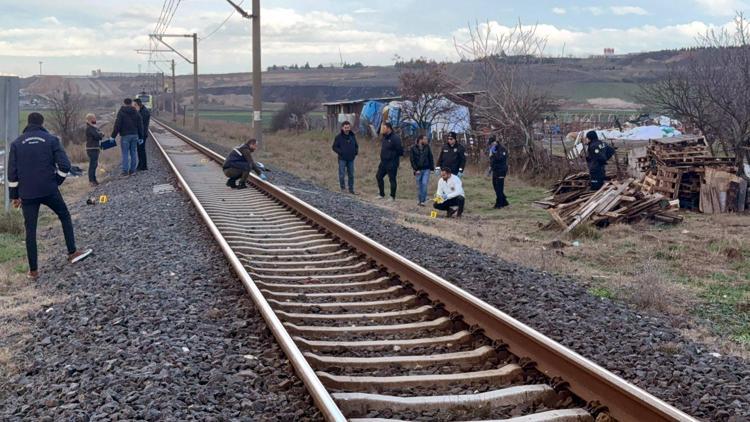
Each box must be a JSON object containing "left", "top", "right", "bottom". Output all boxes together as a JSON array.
[{"left": 433, "top": 168, "right": 465, "bottom": 218}]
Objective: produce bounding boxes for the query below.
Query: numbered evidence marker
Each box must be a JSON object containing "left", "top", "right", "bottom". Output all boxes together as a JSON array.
[
  {"left": 430, "top": 210, "right": 438, "bottom": 218},
  {"left": 98, "top": 195, "right": 109, "bottom": 204}
]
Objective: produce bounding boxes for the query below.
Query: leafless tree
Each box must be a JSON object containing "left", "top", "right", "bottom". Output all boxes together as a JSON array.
[
  {"left": 454, "top": 20, "right": 556, "bottom": 172},
  {"left": 399, "top": 61, "right": 461, "bottom": 137},
  {"left": 640, "top": 12, "right": 750, "bottom": 175},
  {"left": 271, "top": 95, "right": 318, "bottom": 133},
  {"left": 48, "top": 91, "right": 84, "bottom": 146}
]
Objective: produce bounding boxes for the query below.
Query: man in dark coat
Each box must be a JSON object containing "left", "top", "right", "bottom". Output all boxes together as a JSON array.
[
  {"left": 375, "top": 122, "right": 403, "bottom": 200},
  {"left": 583, "top": 130, "right": 613, "bottom": 190},
  {"left": 331, "top": 120, "right": 358, "bottom": 194},
  {"left": 489, "top": 136, "right": 509, "bottom": 208},
  {"left": 134, "top": 98, "right": 151, "bottom": 171},
  {"left": 111, "top": 98, "right": 144, "bottom": 176},
  {"left": 223, "top": 138, "right": 266, "bottom": 189},
  {"left": 8, "top": 112, "right": 93, "bottom": 279},
  {"left": 84, "top": 113, "right": 103, "bottom": 186},
  {"left": 436, "top": 131, "right": 466, "bottom": 177},
  {"left": 410, "top": 134, "right": 434, "bottom": 206}
]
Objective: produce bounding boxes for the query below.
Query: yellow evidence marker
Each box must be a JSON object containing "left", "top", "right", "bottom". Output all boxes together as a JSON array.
[
  {"left": 98, "top": 195, "right": 109, "bottom": 204},
  {"left": 430, "top": 210, "right": 438, "bottom": 218}
]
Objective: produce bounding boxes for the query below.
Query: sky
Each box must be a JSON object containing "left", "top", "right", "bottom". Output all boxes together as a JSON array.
[{"left": 0, "top": 0, "right": 747, "bottom": 77}]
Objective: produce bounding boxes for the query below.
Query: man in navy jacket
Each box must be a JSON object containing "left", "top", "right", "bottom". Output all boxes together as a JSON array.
[
  {"left": 331, "top": 121, "right": 358, "bottom": 194},
  {"left": 8, "top": 112, "right": 93, "bottom": 279}
]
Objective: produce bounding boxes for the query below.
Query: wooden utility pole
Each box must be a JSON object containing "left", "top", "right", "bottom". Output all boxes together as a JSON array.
[
  {"left": 226, "top": 0, "right": 262, "bottom": 143},
  {"left": 1, "top": 77, "right": 20, "bottom": 213},
  {"left": 150, "top": 33, "right": 200, "bottom": 130}
]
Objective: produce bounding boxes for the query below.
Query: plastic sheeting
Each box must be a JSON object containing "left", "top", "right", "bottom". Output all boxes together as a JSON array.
[
  {"left": 568, "top": 125, "right": 682, "bottom": 159},
  {"left": 359, "top": 100, "right": 384, "bottom": 136}
]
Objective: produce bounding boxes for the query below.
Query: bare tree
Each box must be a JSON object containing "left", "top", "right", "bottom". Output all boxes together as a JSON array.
[
  {"left": 48, "top": 91, "right": 84, "bottom": 146},
  {"left": 271, "top": 95, "right": 318, "bottom": 133},
  {"left": 399, "top": 61, "right": 461, "bottom": 136},
  {"left": 454, "top": 20, "right": 556, "bottom": 172},
  {"left": 640, "top": 12, "right": 750, "bottom": 175}
]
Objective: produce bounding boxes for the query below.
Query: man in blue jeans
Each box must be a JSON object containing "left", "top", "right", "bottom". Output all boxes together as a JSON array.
[
  {"left": 331, "top": 121, "right": 359, "bottom": 194},
  {"left": 111, "top": 98, "right": 144, "bottom": 176},
  {"left": 8, "top": 112, "right": 93, "bottom": 279},
  {"left": 410, "top": 134, "right": 434, "bottom": 206}
]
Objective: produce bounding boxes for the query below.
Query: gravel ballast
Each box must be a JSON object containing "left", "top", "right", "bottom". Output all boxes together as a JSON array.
[
  {"left": 182, "top": 133, "right": 749, "bottom": 421},
  {"left": 0, "top": 142, "right": 321, "bottom": 421}
]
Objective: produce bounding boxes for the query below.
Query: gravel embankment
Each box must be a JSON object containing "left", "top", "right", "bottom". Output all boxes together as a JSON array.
[
  {"left": 0, "top": 142, "right": 321, "bottom": 421},
  {"left": 181, "top": 130, "right": 750, "bottom": 422}
]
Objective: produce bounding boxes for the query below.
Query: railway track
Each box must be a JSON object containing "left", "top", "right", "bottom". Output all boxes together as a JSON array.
[{"left": 149, "top": 120, "right": 697, "bottom": 422}]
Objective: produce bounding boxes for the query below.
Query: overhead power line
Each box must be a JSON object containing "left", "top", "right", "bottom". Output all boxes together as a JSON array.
[{"left": 201, "top": 0, "right": 244, "bottom": 41}]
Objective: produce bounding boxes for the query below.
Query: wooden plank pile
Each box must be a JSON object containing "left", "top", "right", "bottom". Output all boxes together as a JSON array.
[{"left": 535, "top": 178, "right": 682, "bottom": 233}]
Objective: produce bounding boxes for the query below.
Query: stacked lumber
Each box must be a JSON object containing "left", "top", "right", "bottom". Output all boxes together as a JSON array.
[{"left": 535, "top": 179, "right": 682, "bottom": 233}]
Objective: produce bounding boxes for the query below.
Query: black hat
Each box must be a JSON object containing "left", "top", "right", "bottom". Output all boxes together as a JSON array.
[
  {"left": 585, "top": 131, "right": 599, "bottom": 142},
  {"left": 448, "top": 131, "right": 457, "bottom": 140}
]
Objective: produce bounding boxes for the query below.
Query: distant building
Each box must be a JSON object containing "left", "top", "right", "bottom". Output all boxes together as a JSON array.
[
  {"left": 603, "top": 48, "right": 615, "bottom": 56},
  {"left": 91, "top": 69, "right": 158, "bottom": 78}
]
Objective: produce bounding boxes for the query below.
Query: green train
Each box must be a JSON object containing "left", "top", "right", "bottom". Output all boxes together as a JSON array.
[{"left": 135, "top": 91, "right": 153, "bottom": 109}]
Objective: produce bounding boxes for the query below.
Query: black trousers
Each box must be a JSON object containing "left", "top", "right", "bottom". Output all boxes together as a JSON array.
[
  {"left": 492, "top": 175, "right": 509, "bottom": 208},
  {"left": 433, "top": 196, "right": 465, "bottom": 215},
  {"left": 590, "top": 169, "right": 605, "bottom": 190},
  {"left": 21, "top": 190, "right": 77, "bottom": 271},
  {"left": 376, "top": 160, "right": 398, "bottom": 198},
  {"left": 136, "top": 136, "right": 148, "bottom": 170},
  {"left": 86, "top": 149, "right": 99, "bottom": 183},
  {"left": 224, "top": 167, "right": 250, "bottom": 184}
]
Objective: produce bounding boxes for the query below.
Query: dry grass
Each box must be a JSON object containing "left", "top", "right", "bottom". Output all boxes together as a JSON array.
[{"left": 178, "top": 120, "right": 750, "bottom": 354}]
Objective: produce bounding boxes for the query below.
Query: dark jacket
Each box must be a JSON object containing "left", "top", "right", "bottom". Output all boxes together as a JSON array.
[
  {"left": 111, "top": 105, "right": 144, "bottom": 139},
  {"left": 139, "top": 106, "right": 151, "bottom": 140},
  {"left": 85, "top": 123, "right": 103, "bottom": 150},
  {"left": 490, "top": 143, "right": 508, "bottom": 177},
  {"left": 437, "top": 142, "right": 466, "bottom": 174},
  {"left": 379, "top": 132, "right": 403, "bottom": 163},
  {"left": 332, "top": 130, "right": 358, "bottom": 161},
  {"left": 8, "top": 124, "right": 71, "bottom": 200},
  {"left": 410, "top": 144, "right": 434, "bottom": 171},
  {"left": 586, "top": 139, "right": 612, "bottom": 180},
  {"left": 223, "top": 144, "right": 263, "bottom": 175}
]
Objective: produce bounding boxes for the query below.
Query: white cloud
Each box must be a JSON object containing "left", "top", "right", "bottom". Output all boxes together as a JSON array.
[
  {"left": 552, "top": 7, "right": 567, "bottom": 15},
  {"left": 587, "top": 7, "right": 605, "bottom": 15},
  {"left": 353, "top": 7, "right": 377, "bottom": 14},
  {"left": 41, "top": 16, "right": 60, "bottom": 25},
  {"left": 693, "top": 0, "right": 748, "bottom": 16},
  {"left": 611, "top": 6, "right": 649, "bottom": 15}
]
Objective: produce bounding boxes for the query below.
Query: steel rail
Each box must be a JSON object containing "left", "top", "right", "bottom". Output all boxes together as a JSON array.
[
  {"left": 153, "top": 119, "right": 698, "bottom": 422},
  {"left": 150, "top": 125, "right": 346, "bottom": 421}
]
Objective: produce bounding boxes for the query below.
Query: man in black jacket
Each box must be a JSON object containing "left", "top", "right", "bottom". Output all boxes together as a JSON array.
[
  {"left": 223, "top": 138, "right": 266, "bottom": 189},
  {"left": 436, "top": 132, "right": 466, "bottom": 178},
  {"left": 8, "top": 112, "right": 93, "bottom": 279},
  {"left": 583, "top": 131, "right": 613, "bottom": 190},
  {"left": 410, "top": 134, "right": 434, "bottom": 206},
  {"left": 375, "top": 122, "right": 403, "bottom": 200},
  {"left": 331, "top": 121, "right": 358, "bottom": 194},
  {"left": 84, "top": 113, "right": 103, "bottom": 186},
  {"left": 134, "top": 98, "right": 150, "bottom": 171},
  {"left": 489, "top": 136, "right": 509, "bottom": 208},
  {"left": 111, "top": 98, "right": 144, "bottom": 176}
]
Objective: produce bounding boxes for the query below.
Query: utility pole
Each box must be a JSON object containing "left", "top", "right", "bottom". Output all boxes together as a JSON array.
[
  {"left": 38, "top": 61, "right": 43, "bottom": 76},
  {"left": 149, "top": 33, "right": 200, "bottom": 130},
  {"left": 226, "top": 0, "right": 262, "bottom": 143},
  {"left": 1, "top": 77, "right": 20, "bottom": 214},
  {"left": 171, "top": 59, "right": 177, "bottom": 122}
]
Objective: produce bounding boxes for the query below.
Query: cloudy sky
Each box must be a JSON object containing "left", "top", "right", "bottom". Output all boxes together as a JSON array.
[{"left": 0, "top": 0, "right": 747, "bottom": 77}]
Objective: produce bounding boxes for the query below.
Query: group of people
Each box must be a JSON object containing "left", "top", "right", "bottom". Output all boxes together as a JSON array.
[{"left": 326, "top": 121, "right": 511, "bottom": 218}]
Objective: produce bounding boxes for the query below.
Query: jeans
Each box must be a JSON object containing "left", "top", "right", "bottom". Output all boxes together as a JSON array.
[
  {"left": 338, "top": 159, "right": 355, "bottom": 191},
  {"left": 492, "top": 175, "right": 509, "bottom": 208},
  {"left": 87, "top": 149, "right": 99, "bottom": 183},
  {"left": 376, "top": 160, "right": 398, "bottom": 198},
  {"left": 120, "top": 134, "right": 139, "bottom": 174},
  {"left": 21, "top": 190, "right": 77, "bottom": 271},
  {"left": 136, "top": 135, "right": 148, "bottom": 170},
  {"left": 433, "top": 195, "right": 465, "bottom": 216},
  {"left": 415, "top": 169, "right": 430, "bottom": 203}
]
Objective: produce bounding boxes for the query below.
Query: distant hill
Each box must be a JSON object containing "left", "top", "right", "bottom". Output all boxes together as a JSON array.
[{"left": 21, "top": 49, "right": 689, "bottom": 111}]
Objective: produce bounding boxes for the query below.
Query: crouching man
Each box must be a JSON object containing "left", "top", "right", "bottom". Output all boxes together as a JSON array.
[
  {"left": 433, "top": 167, "right": 465, "bottom": 218},
  {"left": 223, "top": 138, "right": 266, "bottom": 189},
  {"left": 8, "top": 112, "right": 93, "bottom": 279}
]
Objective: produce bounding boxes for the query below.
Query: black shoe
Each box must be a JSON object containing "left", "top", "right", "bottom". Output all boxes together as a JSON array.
[
  {"left": 447, "top": 208, "right": 456, "bottom": 218},
  {"left": 226, "top": 178, "right": 238, "bottom": 189},
  {"left": 236, "top": 182, "right": 248, "bottom": 190}
]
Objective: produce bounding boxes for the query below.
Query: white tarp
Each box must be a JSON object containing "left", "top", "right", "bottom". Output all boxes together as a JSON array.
[{"left": 568, "top": 125, "right": 682, "bottom": 159}]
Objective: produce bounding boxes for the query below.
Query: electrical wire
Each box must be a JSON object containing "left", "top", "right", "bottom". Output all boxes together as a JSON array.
[{"left": 200, "top": 0, "right": 244, "bottom": 41}]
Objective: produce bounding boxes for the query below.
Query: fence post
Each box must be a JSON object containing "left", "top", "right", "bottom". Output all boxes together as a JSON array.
[{"left": 0, "top": 76, "right": 20, "bottom": 213}]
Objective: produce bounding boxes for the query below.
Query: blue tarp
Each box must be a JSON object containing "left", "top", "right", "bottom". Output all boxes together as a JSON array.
[{"left": 359, "top": 101, "right": 384, "bottom": 135}]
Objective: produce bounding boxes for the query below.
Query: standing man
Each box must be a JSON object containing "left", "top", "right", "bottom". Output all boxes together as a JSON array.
[
  {"left": 8, "top": 112, "right": 93, "bottom": 279},
  {"left": 375, "top": 122, "right": 403, "bottom": 201},
  {"left": 134, "top": 98, "right": 151, "bottom": 171},
  {"left": 111, "top": 98, "right": 144, "bottom": 176},
  {"left": 331, "top": 120, "right": 358, "bottom": 194},
  {"left": 84, "top": 113, "right": 103, "bottom": 187},
  {"left": 489, "top": 136, "right": 509, "bottom": 208},
  {"left": 223, "top": 138, "right": 267, "bottom": 189},
  {"left": 436, "top": 131, "right": 466, "bottom": 178},
  {"left": 410, "top": 134, "right": 434, "bottom": 206},
  {"left": 583, "top": 130, "right": 614, "bottom": 190},
  {"left": 433, "top": 168, "right": 465, "bottom": 218}
]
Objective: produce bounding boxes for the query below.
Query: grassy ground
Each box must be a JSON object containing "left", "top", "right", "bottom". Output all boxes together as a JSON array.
[{"left": 174, "top": 119, "right": 750, "bottom": 355}]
